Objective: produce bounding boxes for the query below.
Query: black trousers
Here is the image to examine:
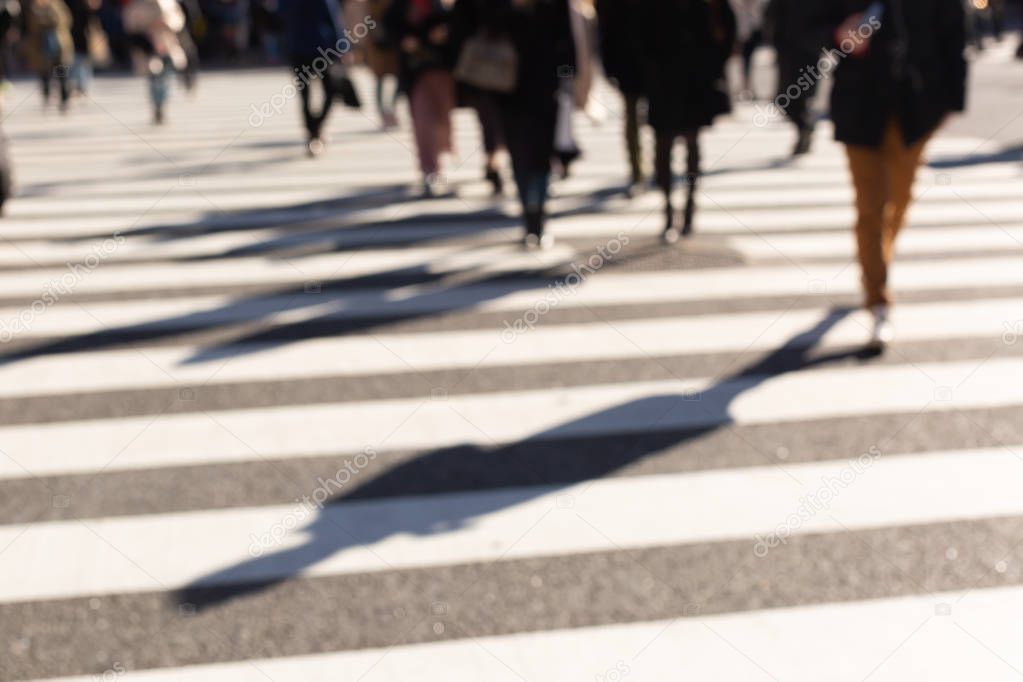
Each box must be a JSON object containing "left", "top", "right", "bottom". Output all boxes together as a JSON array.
[
  {"left": 294, "top": 61, "right": 337, "bottom": 140},
  {"left": 777, "top": 55, "right": 819, "bottom": 132}
]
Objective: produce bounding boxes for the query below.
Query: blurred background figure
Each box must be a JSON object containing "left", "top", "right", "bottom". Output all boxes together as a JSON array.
[
  {"left": 177, "top": 0, "right": 202, "bottom": 93},
  {"left": 25, "top": 0, "right": 74, "bottom": 112},
  {"left": 766, "top": 0, "right": 828, "bottom": 156},
  {"left": 451, "top": 0, "right": 508, "bottom": 196},
  {"left": 825, "top": 0, "right": 967, "bottom": 351},
  {"left": 124, "top": 0, "right": 188, "bottom": 124},
  {"left": 552, "top": 0, "right": 596, "bottom": 179},
  {"left": 364, "top": 0, "right": 400, "bottom": 129},
  {"left": 596, "top": 0, "right": 647, "bottom": 197},
  {"left": 0, "top": 0, "right": 21, "bottom": 91},
  {"left": 283, "top": 0, "right": 343, "bottom": 157},
  {"left": 485, "top": 0, "right": 573, "bottom": 249},
  {"left": 385, "top": 0, "right": 456, "bottom": 197},
  {"left": 731, "top": 0, "right": 768, "bottom": 100},
  {"left": 641, "top": 0, "right": 735, "bottom": 244},
  {"left": 66, "top": 0, "right": 102, "bottom": 96}
]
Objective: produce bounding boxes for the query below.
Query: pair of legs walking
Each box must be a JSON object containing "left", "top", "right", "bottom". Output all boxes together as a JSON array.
[
  {"left": 40, "top": 67, "right": 70, "bottom": 111},
  {"left": 655, "top": 129, "right": 701, "bottom": 243},
  {"left": 409, "top": 69, "right": 455, "bottom": 192},
  {"left": 845, "top": 119, "right": 932, "bottom": 347},
  {"left": 294, "top": 62, "right": 337, "bottom": 154}
]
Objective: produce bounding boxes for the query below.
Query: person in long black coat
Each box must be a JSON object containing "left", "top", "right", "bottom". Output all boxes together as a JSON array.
[
  {"left": 820, "top": 0, "right": 966, "bottom": 349},
  {"left": 459, "top": 0, "right": 574, "bottom": 248},
  {"left": 283, "top": 0, "right": 344, "bottom": 156},
  {"left": 765, "top": 0, "right": 832, "bottom": 155},
  {"left": 638, "top": 0, "right": 735, "bottom": 243},
  {"left": 595, "top": 0, "right": 646, "bottom": 195}
]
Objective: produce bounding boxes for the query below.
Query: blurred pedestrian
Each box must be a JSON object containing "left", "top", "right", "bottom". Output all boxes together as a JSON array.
[
  {"left": 385, "top": 0, "right": 457, "bottom": 197},
  {"left": 498, "top": 0, "right": 575, "bottom": 248},
  {"left": 124, "top": 0, "right": 188, "bottom": 124},
  {"left": 451, "top": 0, "right": 508, "bottom": 196},
  {"left": 640, "top": 0, "right": 735, "bottom": 243},
  {"left": 766, "top": 0, "right": 829, "bottom": 155},
  {"left": 283, "top": 0, "right": 344, "bottom": 156},
  {"left": 824, "top": 0, "right": 967, "bottom": 350},
  {"left": 66, "top": 0, "right": 101, "bottom": 96},
  {"left": 731, "top": 0, "right": 768, "bottom": 99},
  {"left": 365, "top": 0, "right": 400, "bottom": 129},
  {"left": 596, "top": 0, "right": 647, "bottom": 196},
  {"left": 25, "top": 0, "right": 74, "bottom": 112},
  {"left": 0, "top": 0, "right": 22, "bottom": 91}
]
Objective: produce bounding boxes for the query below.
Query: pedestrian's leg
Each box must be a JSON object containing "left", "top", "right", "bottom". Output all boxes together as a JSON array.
[
  {"left": 40, "top": 73, "right": 51, "bottom": 104},
  {"left": 57, "top": 66, "right": 70, "bottom": 111},
  {"left": 409, "top": 76, "right": 440, "bottom": 183},
  {"left": 434, "top": 71, "right": 455, "bottom": 161},
  {"left": 655, "top": 131, "right": 679, "bottom": 241},
  {"left": 845, "top": 142, "right": 890, "bottom": 308},
  {"left": 476, "top": 93, "right": 505, "bottom": 195},
  {"left": 682, "top": 129, "right": 701, "bottom": 236},
  {"left": 315, "top": 70, "right": 336, "bottom": 139},
  {"left": 297, "top": 73, "right": 315, "bottom": 139},
  {"left": 882, "top": 121, "right": 932, "bottom": 264},
  {"left": 624, "top": 92, "right": 643, "bottom": 187}
]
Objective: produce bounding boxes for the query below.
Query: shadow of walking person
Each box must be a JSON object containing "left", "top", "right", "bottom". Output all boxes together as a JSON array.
[{"left": 175, "top": 306, "right": 863, "bottom": 612}]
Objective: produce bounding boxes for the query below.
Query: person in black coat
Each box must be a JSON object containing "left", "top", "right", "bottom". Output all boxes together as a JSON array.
[
  {"left": 457, "top": 0, "right": 574, "bottom": 248},
  {"left": 766, "top": 0, "right": 832, "bottom": 155},
  {"left": 821, "top": 0, "right": 966, "bottom": 350},
  {"left": 596, "top": 0, "right": 646, "bottom": 195},
  {"left": 638, "top": 0, "right": 735, "bottom": 243},
  {"left": 283, "top": 0, "right": 344, "bottom": 156}
]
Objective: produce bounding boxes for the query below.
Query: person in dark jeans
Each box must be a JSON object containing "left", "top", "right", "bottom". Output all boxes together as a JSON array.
[
  {"left": 821, "top": 0, "right": 967, "bottom": 350},
  {"left": 283, "top": 0, "right": 343, "bottom": 156},
  {"left": 766, "top": 0, "right": 831, "bottom": 155},
  {"left": 596, "top": 0, "right": 647, "bottom": 196}
]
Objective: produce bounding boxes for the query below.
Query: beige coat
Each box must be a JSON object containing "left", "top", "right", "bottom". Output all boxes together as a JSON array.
[{"left": 24, "top": 0, "right": 74, "bottom": 71}]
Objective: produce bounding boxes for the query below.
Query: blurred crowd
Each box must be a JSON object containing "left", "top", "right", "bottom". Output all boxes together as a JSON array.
[{"left": 0, "top": 0, "right": 1018, "bottom": 351}]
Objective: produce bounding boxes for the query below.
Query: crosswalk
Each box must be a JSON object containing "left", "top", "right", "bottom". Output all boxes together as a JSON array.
[{"left": 2, "top": 66, "right": 1023, "bottom": 681}]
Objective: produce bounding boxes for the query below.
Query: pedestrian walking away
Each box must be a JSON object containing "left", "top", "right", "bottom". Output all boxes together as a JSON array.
[
  {"left": 823, "top": 0, "right": 967, "bottom": 351},
  {"left": 283, "top": 0, "right": 345, "bottom": 156},
  {"left": 640, "top": 0, "right": 735, "bottom": 244},
  {"left": 123, "top": 0, "right": 189, "bottom": 125},
  {"left": 365, "top": 0, "right": 401, "bottom": 129},
  {"left": 385, "top": 0, "right": 457, "bottom": 197},
  {"left": 66, "top": 0, "right": 101, "bottom": 96},
  {"left": 24, "top": 0, "right": 74, "bottom": 112},
  {"left": 731, "top": 0, "right": 768, "bottom": 100},
  {"left": 472, "top": 0, "right": 575, "bottom": 249},
  {"left": 596, "top": 0, "right": 647, "bottom": 196},
  {"left": 766, "top": 0, "right": 831, "bottom": 156}
]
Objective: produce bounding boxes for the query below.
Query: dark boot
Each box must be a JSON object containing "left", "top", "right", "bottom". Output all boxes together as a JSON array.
[
  {"left": 661, "top": 202, "right": 680, "bottom": 244},
  {"left": 793, "top": 126, "right": 814, "bottom": 156},
  {"left": 682, "top": 182, "right": 697, "bottom": 237}
]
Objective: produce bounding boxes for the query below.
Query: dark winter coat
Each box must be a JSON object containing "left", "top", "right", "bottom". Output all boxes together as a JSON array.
[
  {"left": 638, "top": 0, "right": 736, "bottom": 133},
  {"left": 595, "top": 0, "right": 644, "bottom": 95},
  {"left": 283, "top": 0, "right": 343, "bottom": 65},
  {"left": 820, "top": 0, "right": 967, "bottom": 147},
  {"left": 383, "top": 0, "right": 456, "bottom": 91}
]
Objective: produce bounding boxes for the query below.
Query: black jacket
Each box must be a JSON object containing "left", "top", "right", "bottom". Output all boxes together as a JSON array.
[
  {"left": 822, "top": 0, "right": 967, "bottom": 147},
  {"left": 638, "top": 0, "right": 736, "bottom": 133},
  {"left": 384, "top": 0, "right": 456, "bottom": 90},
  {"left": 595, "top": 0, "right": 644, "bottom": 95}
]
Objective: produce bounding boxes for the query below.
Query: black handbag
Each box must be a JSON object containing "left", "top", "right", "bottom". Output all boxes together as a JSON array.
[{"left": 330, "top": 66, "right": 363, "bottom": 109}]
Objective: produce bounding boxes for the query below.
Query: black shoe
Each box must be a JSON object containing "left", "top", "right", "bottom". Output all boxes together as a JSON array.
[
  {"left": 485, "top": 168, "right": 503, "bottom": 196},
  {"left": 793, "top": 128, "right": 813, "bottom": 156}
]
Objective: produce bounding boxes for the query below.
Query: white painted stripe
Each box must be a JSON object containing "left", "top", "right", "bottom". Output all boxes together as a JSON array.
[
  {"left": 3, "top": 256, "right": 1023, "bottom": 337},
  {"left": 0, "top": 357, "right": 1020, "bottom": 479},
  {"left": 0, "top": 297, "right": 1016, "bottom": 399},
  {"left": 3, "top": 448, "right": 1023, "bottom": 603},
  {"left": 34, "top": 585, "right": 1023, "bottom": 681},
  {"left": 727, "top": 225, "right": 1023, "bottom": 260}
]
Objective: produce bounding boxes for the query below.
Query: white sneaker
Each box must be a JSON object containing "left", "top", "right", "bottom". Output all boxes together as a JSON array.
[{"left": 868, "top": 305, "right": 895, "bottom": 350}]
